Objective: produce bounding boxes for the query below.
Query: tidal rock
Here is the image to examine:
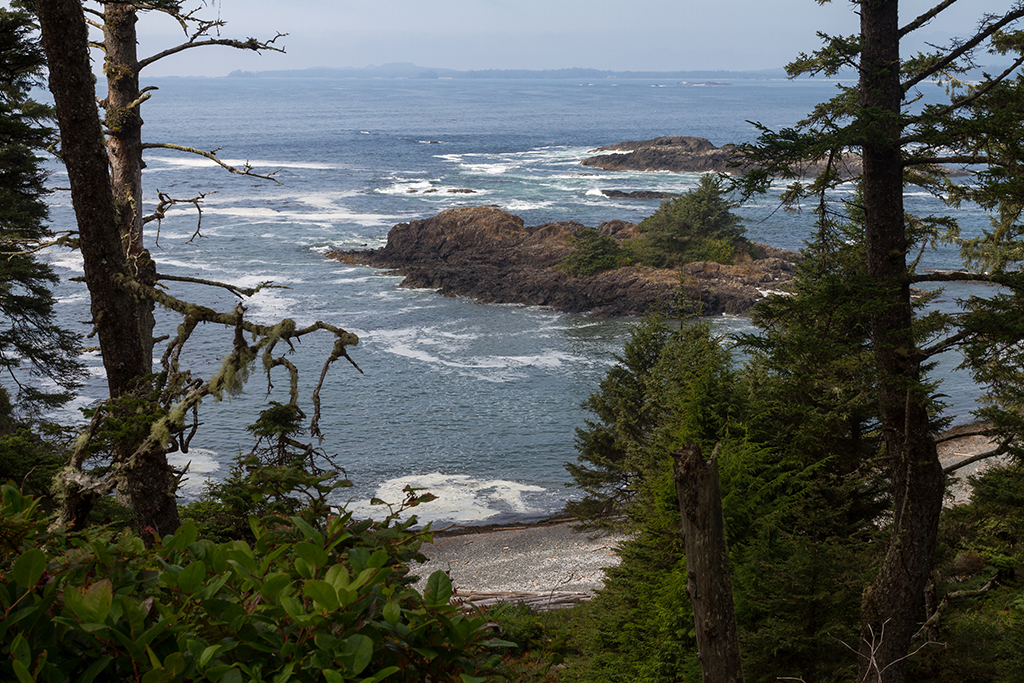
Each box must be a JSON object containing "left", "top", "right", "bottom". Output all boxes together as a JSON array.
[
  {"left": 582, "top": 135, "right": 864, "bottom": 177},
  {"left": 327, "top": 206, "right": 798, "bottom": 318}
]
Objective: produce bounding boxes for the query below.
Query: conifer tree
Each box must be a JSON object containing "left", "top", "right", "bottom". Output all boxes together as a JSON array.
[
  {"left": 0, "top": 6, "right": 83, "bottom": 416},
  {"left": 739, "top": 2, "right": 1024, "bottom": 681}
]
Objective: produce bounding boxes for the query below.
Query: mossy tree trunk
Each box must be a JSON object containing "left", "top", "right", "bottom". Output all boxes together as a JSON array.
[{"left": 36, "top": 0, "right": 179, "bottom": 537}]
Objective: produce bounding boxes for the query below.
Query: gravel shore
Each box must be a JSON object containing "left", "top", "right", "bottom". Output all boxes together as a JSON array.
[
  {"left": 407, "top": 425, "right": 1003, "bottom": 598},
  {"left": 410, "top": 520, "right": 627, "bottom": 597}
]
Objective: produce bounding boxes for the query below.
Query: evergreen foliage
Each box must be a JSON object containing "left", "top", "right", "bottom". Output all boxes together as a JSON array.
[
  {"left": 631, "top": 175, "right": 748, "bottom": 267},
  {"left": 0, "top": 7, "right": 83, "bottom": 414},
  {"left": 558, "top": 227, "right": 621, "bottom": 276}
]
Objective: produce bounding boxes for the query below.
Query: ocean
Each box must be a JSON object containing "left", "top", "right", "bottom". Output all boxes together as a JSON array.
[{"left": 39, "top": 76, "right": 991, "bottom": 525}]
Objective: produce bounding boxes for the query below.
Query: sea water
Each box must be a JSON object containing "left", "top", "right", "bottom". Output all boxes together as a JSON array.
[{"left": 39, "top": 77, "right": 992, "bottom": 524}]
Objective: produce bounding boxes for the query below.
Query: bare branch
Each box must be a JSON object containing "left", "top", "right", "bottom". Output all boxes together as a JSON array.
[
  {"left": 155, "top": 273, "right": 286, "bottom": 299},
  {"left": 934, "top": 423, "right": 998, "bottom": 445},
  {"left": 902, "top": 8, "right": 1024, "bottom": 91},
  {"left": 920, "top": 331, "right": 969, "bottom": 359},
  {"left": 905, "top": 54, "right": 1024, "bottom": 128},
  {"left": 943, "top": 438, "right": 1012, "bottom": 474},
  {"left": 1, "top": 231, "right": 79, "bottom": 256},
  {"left": 139, "top": 33, "right": 286, "bottom": 70},
  {"left": 912, "top": 575, "right": 998, "bottom": 642},
  {"left": 900, "top": 0, "right": 960, "bottom": 38},
  {"left": 145, "top": 190, "right": 215, "bottom": 244},
  {"left": 141, "top": 142, "right": 282, "bottom": 183}
]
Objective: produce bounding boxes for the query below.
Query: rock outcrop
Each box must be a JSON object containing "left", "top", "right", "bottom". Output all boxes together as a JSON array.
[
  {"left": 582, "top": 135, "right": 865, "bottom": 177},
  {"left": 327, "top": 206, "right": 799, "bottom": 318}
]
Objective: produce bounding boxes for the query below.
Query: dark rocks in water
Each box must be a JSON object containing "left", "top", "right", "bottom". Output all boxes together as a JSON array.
[
  {"left": 582, "top": 135, "right": 864, "bottom": 177},
  {"left": 326, "top": 205, "right": 799, "bottom": 318},
  {"left": 601, "top": 189, "right": 678, "bottom": 199}
]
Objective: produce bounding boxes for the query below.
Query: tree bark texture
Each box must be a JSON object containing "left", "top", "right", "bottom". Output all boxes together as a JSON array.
[
  {"left": 37, "top": 0, "right": 179, "bottom": 538},
  {"left": 103, "top": 2, "right": 156, "bottom": 369},
  {"left": 674, "top": 443, "right": 744, "bottom": 683},
  {"left": 857, "top": 2, "right": 945, "bottom": 681}
]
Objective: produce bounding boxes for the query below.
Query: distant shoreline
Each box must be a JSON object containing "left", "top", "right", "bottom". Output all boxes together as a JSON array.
[{"left": 226, "top": 63, "right": 793, "bottom": 81}]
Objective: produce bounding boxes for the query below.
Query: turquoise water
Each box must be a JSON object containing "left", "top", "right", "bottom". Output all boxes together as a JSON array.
[{"left": 40, "top": 77, "right": 990, "bottom": 524}]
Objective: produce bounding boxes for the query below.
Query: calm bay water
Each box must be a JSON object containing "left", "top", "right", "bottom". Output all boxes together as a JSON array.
[{"left": 40, "top": 77, "right": 991, "bottom": 524}]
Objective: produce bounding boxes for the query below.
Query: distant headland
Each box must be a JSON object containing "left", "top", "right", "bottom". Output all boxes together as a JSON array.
[{"left": 227, "top": 62, "right": 790, "bottom": 81}]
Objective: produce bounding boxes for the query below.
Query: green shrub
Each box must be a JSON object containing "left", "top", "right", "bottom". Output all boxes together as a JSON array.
[
  {"left": 633, "top": 175, "right": 747, "bottom": 267},
  {"left": 0, "top": 482, "right": 515, "bottom": 683},
  {"left": 558, "top": 227, "right": 621, "bottom": 276}
]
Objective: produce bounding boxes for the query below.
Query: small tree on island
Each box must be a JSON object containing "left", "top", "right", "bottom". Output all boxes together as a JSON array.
[{"left": 632, "top": 174, "right": 749, "bottom": 267}]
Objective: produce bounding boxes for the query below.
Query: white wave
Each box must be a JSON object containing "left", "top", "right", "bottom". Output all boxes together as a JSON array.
[
  {"left": 144, "top": 154, "right": 349, "bottom": 171},
  {"left": 501, "top": 199, "right": 555, "bottom": 212},
  {"left": 585, "top": 188, "right": 607, "bottom": 197},
  {"left": 47, "top": 248, "right": 84, "bottom": 274},
  {"left": 346, "top": 472, "right": 545, "bottom": 524},
  {"left": 167, "top": 448, "right": 221, "bottom": 497}
]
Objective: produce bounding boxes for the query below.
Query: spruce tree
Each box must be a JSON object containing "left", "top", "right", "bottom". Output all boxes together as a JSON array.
[{"left": 0, "top": 6, "right": 83, "bottom": 416}]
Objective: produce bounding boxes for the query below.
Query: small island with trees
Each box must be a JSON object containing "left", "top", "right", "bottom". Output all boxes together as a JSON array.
[{"left": 330, "top": 175, "right": 800, "bottom": 318}]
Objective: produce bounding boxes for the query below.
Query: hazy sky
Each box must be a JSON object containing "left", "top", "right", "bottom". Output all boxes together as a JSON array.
[{"left": 124, "top": 1, "right": 1016, "bottom": 76}]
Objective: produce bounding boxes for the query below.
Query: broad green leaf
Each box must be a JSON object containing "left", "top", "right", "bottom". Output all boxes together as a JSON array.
[
  {"left": 166, "top": 522, "right": 199, "bottom": 552},
  {"left": 10, "top": 633, "right": 30, "bottom": 666},
  {"left": 323, "top": 671, "right": 343, "bottom": 683},
  {"left": 247, "top": 515, "right": 265, "bottom": 541},
  {"left": 341, "top": 634, "right": 374, "bottom": 676},
  {"left": 201, "top": 571, "right": 232, "bottom": 600},
  {"left": 293, "top": 557, "right": 313, "bottom": 580},
  {"left": 178, "top": 560, "right": 207, "bottom": 595},
  {"left": 11, "top": 659, "right": 33, "bottom": 683},
  {"left": 459, "top": 675, "right": 489, "bottom": 683},
  {"left": 77, "top": 655, "right": 112, "bottom": 683},
  {"left": 363, "top": 666, "right": 400, "bottom": 683},
  {"left": 272, "top": 662, "right": 295, "bottom": 683},
  {"left": 141, "top": 669, "right": 174, "bottom": 683},
  {"left": 260, "top": 572, "right": 292, "bottom": 602},
  {"left": 295, "top": 542, "right": 328, "bottom": 570},
  {"left": 82, "top": 579, "right": 113, "bottom": 624},
  {"left": 324, "top": 564, "right": 350, "bottom": 590},
  {"left": 382, "top": 599, "right": 401, "bottom": 626},
  {"left": 367, "top": 549, "right": 389, "bottom": 570},
  {"left": 290, "top": 516, "right": 325, "bottom": 546},
  {"left": 12, "top": 548, "right": 46, "bottom": 589},
  {"left": 303, "top": 579, "right": 339, "bottom": 612},
  {"left": 199, "top": 645, "right": 222, "bottom": 668},
  {"left": 423, "top": 570, "right": 452, "bottom": 608}
]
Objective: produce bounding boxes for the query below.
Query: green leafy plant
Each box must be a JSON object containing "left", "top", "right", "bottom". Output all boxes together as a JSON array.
[{"left": 0, "top": 481, "right": 516, "bottom": 683}]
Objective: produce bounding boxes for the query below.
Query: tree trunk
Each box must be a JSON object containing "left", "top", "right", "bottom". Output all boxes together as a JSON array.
[
  {"left": 674, "top": 443, "right": 744, "bottom": 683},
  {"left": 36, "top": 0, "right": 179, "bottom": 538},
  {"left": 857, "top": 2, "right": 945, "bottom": 681}
]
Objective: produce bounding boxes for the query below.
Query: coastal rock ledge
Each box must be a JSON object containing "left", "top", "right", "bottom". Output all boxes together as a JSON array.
[{"left": 326, "top": 206, "right": 799, "bottom": 318}]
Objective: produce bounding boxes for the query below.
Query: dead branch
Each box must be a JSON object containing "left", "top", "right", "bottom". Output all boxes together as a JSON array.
[
  {"left": 155, "top": 273, "right": 286, "bottom": 299},
  {"left": 139, "top": 33, "right": 286, "bottom": 70},
  {"left": 943, "top": 437, "right": 1012, "bottom": 474},
  {"left": 1, "top": 231, "right": 79, "bottom": 256},
  {"left": 145, "top": 190, "right": 215, "bottom": 244},
  {"left": 912, "top": 576, "right": 998, "bottom": 642},
  {"left": 141, "top": 143, "right": 282, "bottom": 183}
]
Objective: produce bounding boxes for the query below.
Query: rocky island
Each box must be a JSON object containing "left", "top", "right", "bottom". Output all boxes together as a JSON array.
[
  {"left": 582, "top": 135, "right": 865, "bottom": 177},
  {"left": 327, "top": 206, "right": 799, "bottom": 318}
]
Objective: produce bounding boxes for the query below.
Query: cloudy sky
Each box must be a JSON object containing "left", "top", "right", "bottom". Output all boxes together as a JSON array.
[{"left": 129, "top": 0, "right": 1014, "bottom": 76}]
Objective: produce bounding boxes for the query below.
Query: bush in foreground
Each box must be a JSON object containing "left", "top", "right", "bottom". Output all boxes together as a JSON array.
[{"left": 0, "top": 483, "right": 514, "bottom": 683}]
